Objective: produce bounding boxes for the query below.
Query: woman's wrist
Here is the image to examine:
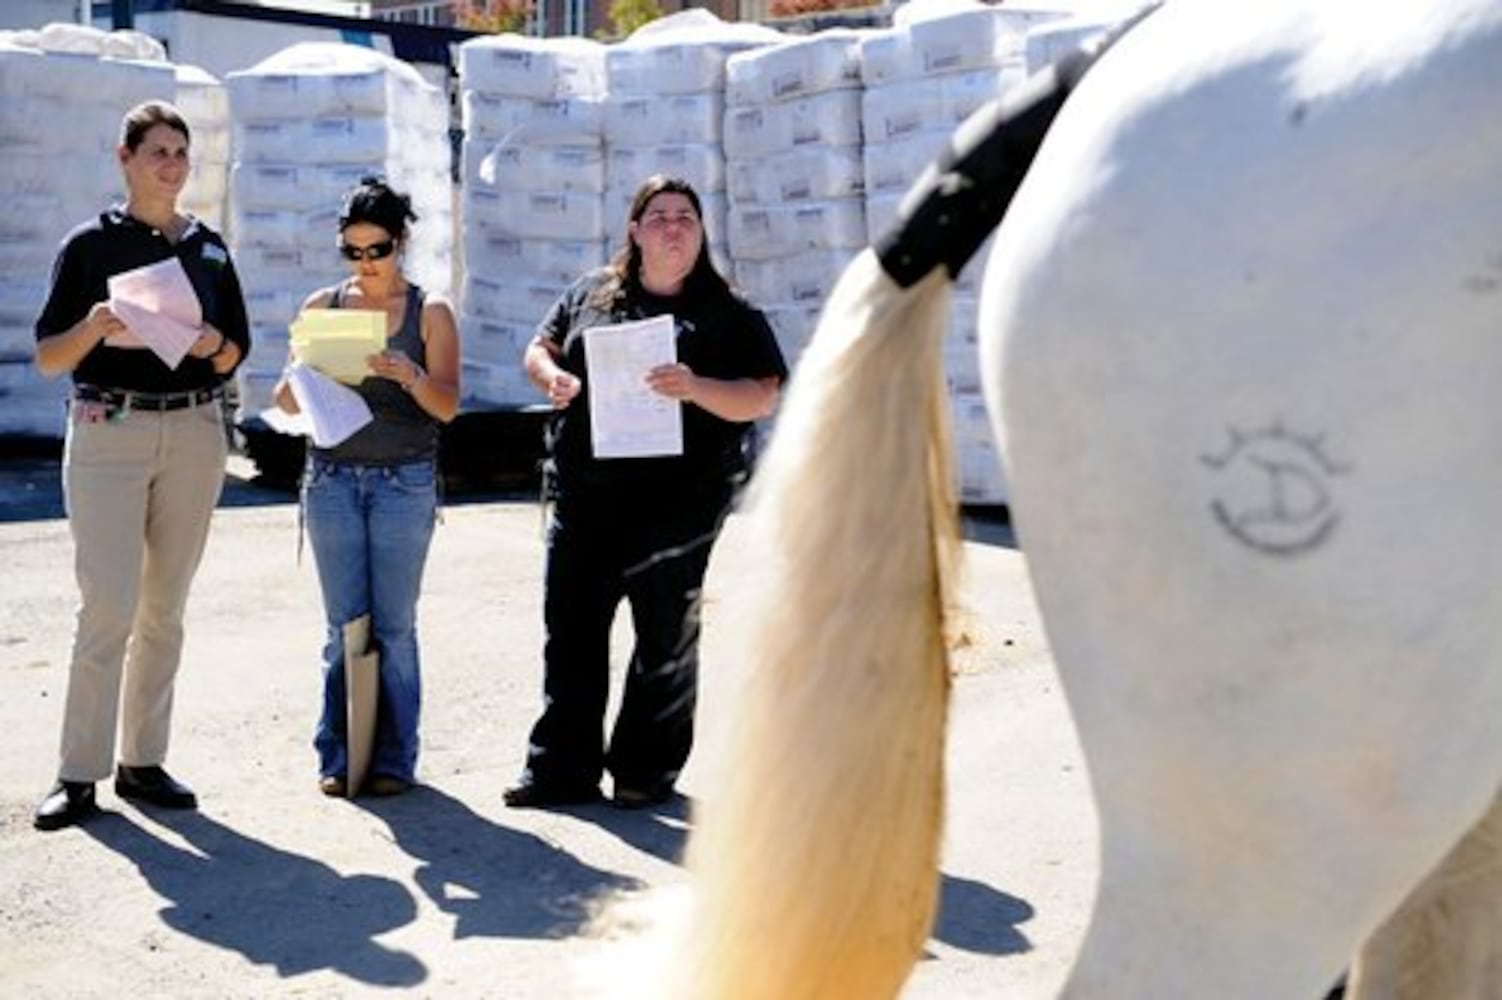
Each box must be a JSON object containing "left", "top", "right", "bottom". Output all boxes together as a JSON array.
[{"left": 206, "top": 331, "right": 230, "bottom": 360}]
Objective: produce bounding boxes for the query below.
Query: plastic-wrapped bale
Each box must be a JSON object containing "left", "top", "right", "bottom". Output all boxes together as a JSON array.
[
  {"left": 0, "top": 359, "right": 67, "bottom": 438},
  {"left": 604, "top": 10, "right": 782, "bottom": 288},
  {"left": 722, "top": 29, "right": 867, "bottom": 370},
  {"left": 226, "top": 41, "right": 454, "bottom": 420},
  {"left": 856, "top": 2, "right": 1071, "bottom": 505},
  {"left": 10, "top": 22, "right": 167, "bottom": 61},
  {"left": 0, "top": 29, "right": 173, "bottom": 437},
  {"left": 175, "top": 64, "right": 232, "bottom": 234},
  {"left": 857, "top": 0, "right": 1074, "bottom": 237},
  {"left": 457, "top": 33, "right": 608, "bottom": 407},
  {"left": 1023, "top": 2, "right": 1144, "bottom": 75}
]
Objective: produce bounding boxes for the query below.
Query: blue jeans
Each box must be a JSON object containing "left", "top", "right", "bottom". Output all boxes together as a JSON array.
[{"left": 303, "top": 455, "right": 437, "bottom": 783}]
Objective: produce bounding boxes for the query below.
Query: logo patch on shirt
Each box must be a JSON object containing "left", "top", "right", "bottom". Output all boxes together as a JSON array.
[{"left": 201, "top": 243, "right": 228, "bottom": 266}]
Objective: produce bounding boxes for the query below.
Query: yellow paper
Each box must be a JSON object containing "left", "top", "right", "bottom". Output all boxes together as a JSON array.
[{"left": 290, "top": 310, "right": 386, "bottom": 385}]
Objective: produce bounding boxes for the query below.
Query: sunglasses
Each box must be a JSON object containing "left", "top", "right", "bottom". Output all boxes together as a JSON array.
[{"left": 339, "top": 239, "right": 396, "bottom": 262}]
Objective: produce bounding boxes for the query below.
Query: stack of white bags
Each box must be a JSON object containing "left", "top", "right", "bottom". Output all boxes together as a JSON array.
[
  {"left": 860, "top": 0, "right": 1073, "bottom": 503},
  {"left": 457, "top": 33, "right": 609, "bottom": 407},
  {"left": 1024, "top": 1, "right": 1137, "bottom": 74},
  {"left": 174, "top": 63, "right": 232, "bottom": 234},
  {"left": 604, "top": 12, "right": 779, "bottom": 282},
  {"left": 226, "top": 41, "right": 453, "bottom": 417},
  {"left": 860, "top": 3, "right": 1055, "bottom": 238},
  {"left": 0, "top": 24, "right": 173, "bottom": 437},
  {"left": 724, "top": 29, "right": 867, "bottom": 366},
  {"left": 0, "top": 6, "right": 1139, "bottom": 506}
]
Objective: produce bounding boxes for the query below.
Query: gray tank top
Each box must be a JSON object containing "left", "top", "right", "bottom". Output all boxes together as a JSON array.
[{"left": 311, "top": 282, "right": 439, "bottom": 466}]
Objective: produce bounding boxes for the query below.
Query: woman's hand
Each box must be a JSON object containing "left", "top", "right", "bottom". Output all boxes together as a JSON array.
[
  {"left": 36, "top": 301, "right": 126, "bottom": 376},
  {"left": 546, "top": 370, "right": 582, "bottom": 409},
  {"left": 85, "top": 302, "right": 127, "bottom": 344},
  {"left": 186, "top": 323, "right": 227, "bottom": 359},
  {"left": 646, "top": 362, "right": 699, "bottom": 402},
  {"left": 523, "top": 334, "right": 579, "bottom": 409},
  {"left": 370, "top": 349, "right": 425, "bottom": 390}
]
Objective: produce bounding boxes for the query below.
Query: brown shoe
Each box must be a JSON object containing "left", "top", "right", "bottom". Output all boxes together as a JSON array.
[{"left": 319, "top": 775, "right": 347, "bottom": 797}]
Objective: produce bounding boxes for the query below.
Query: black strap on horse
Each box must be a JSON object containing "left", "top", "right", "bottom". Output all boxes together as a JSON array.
[{"left": 874, "top": 3, "right": 1162, "bottom": 289}]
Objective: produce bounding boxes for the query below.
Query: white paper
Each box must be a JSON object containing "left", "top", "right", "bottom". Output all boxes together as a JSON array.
[
  {"left": 583, "top": 315, "right": 682, "bottom": 459},
  {"left": 285, "top": 361, "right": 374, "bottom": 448},
  {"left": 106, "top": 258, "right": 203, "bottom": 369},
  {"left": 255, "top": 403, "right": 311, "bottom": 437}
]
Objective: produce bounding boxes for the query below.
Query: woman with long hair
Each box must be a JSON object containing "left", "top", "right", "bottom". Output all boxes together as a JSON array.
[{"left": 504, "top": 174, "right": 787, "bottom": 810}]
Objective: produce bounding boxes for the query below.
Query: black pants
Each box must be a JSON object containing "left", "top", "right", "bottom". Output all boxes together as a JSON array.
[{"left": 522, "top": 491, "right": 728, "bottom": 794}]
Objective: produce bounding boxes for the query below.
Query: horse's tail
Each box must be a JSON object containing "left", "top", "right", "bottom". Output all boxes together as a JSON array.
[{"left": 663, "top": 252, "right": 962, "bottom": 998}]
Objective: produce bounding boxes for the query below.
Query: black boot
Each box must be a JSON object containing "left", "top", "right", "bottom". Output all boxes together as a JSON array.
[
  {"left": 115, "top": 765, "right": 197, "bottom": 809},
  {"left": 34, "top": 781, "right": 97, "bottom": 831}
]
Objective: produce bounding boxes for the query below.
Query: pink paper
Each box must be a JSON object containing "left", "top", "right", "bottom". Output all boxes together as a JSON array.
[{"left": 107, "top": 258, "right": 203, "bottom": 370}]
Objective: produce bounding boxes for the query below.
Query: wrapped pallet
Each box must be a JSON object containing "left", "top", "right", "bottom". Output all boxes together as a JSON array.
[
  {"left": 604, "top": 10, "right": 781, "bottom": 285},
  {"left": 1023, "top": 0, "right": 1146, "bottom": 74},
  {"left": 858, "top": 0, "right": 1071, "bottom": 504},
  {"left": 226, "top": 42, "right": 454, "bottom": 419},
  {"left": 724, "top": 29, "right": 867, "bottom": 368},
  {"left": 457, "top": 33, "right": 608, "bottom": 407},
  {"left": 174, "top": 64, "right": 232, "bottom": 235},
  {"left": 0, "top": 26, "right": 173, "bottom": 438}
]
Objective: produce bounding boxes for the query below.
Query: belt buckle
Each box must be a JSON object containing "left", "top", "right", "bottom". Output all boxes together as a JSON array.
[{"left": 107, "top": 392, "right": 132, "bottom": 422}]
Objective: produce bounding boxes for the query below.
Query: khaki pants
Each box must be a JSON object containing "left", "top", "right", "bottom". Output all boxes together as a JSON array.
[{"left": 57, "top": 399, "right": 227, "bottom": 782}]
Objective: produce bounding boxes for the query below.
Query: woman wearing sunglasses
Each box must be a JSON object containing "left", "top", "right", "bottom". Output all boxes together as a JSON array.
[{"left": 273, "top": 176, "right": 459, "bottom": 797}]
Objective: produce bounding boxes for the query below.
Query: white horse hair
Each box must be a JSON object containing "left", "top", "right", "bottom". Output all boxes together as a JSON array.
[
  {"left": 635, "top": 1, "right": 1502, "bottom": 997},
  {"left": 657, "top": 258, "right": 960, "bottom": 998}
]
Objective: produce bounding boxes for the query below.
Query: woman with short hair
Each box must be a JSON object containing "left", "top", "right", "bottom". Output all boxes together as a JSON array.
[
  {"left": 274, "top": 176, "right": 459, "bottom": 798},
  {"left": 33, "top": 99, "right": 250, "bottom": 831}
]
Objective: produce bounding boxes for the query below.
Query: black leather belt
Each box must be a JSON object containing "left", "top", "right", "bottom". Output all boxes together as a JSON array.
[{"left": 74, "top": 384, "right": 224, "bottom": 412}]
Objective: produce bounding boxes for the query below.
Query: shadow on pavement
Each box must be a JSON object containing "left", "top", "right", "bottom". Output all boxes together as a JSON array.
[
  {"left": 83, "top": 809, "right": 426, "bottom": 987},
  {"left": 0, "top": 450, "right": 296, "bottom": 525},
  {"left": 0, "top": 457, "right": 65, "bottom": 524},
  {"left": 559, "top": 795, "right": 1033, "bottom": 959},
  {"left": 932, "top": 873, "right": 1034, "bottom": 955},
  {"left": 963, "top": 511, "right": 1016, "bottom": 549},
  {"left": 364, "top": 785, "right": 644, "bottom": 940},
  {"left": 0, "top": 451, "right": 531, "bottom": 525},
  {"left": 566, "top": 793, "right": 693, "bottom": 866}
]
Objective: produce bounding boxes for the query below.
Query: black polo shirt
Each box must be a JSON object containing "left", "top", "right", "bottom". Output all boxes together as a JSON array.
[
  {"left": 35, "top": 207, "right": 250, "bottom": 393},
  {"left": 541, "top": 268, "right": 788, "bottom": 502}
]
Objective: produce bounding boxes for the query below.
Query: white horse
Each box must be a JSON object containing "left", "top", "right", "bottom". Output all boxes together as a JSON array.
[{"left": 643, "top": 1, "right": 1502, "bottom": 998}]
